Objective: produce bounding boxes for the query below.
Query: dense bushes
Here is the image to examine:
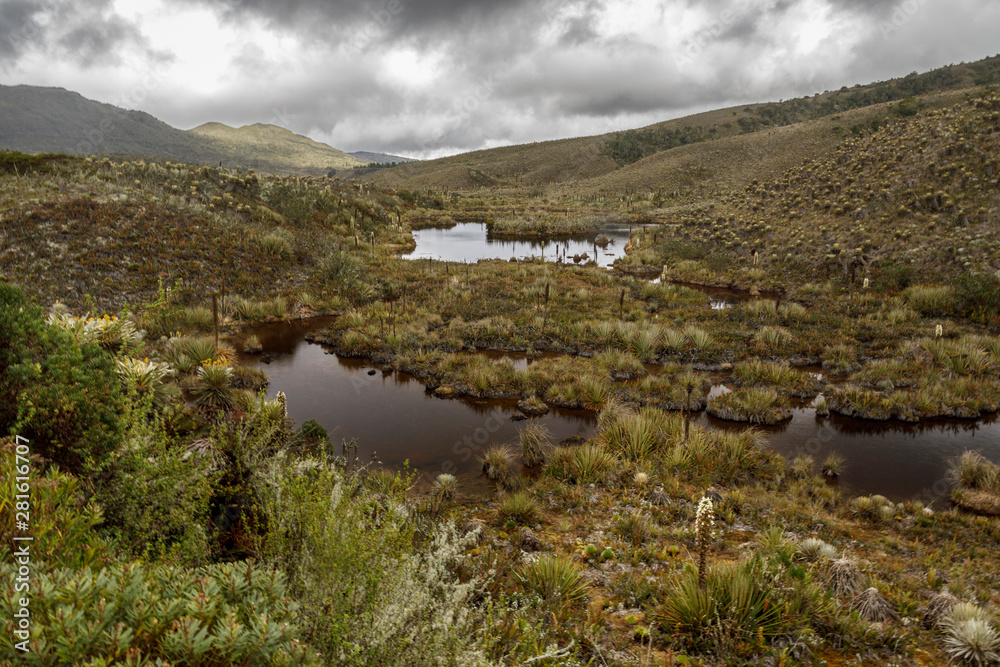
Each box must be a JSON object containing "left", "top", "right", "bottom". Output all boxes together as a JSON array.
[
  {"left": 0, "top": 560, "right": 318, "bottom": 664},
  {"left": 0, "top": 283, "right": 124, "bottom": 472}
]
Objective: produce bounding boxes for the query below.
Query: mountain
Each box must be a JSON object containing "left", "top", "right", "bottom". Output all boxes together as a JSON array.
[
  {"left": 364, "top": 55, "right": 1000, "bottom": 195},
  {"left": 348, "top": 151, "right": 419, "bottom": 164},
  {"left": 0, "top": 84, "right": 364, "bottom": 175},
  {"left": 187, "top": 122, "right": 362, "bottom": 173}
]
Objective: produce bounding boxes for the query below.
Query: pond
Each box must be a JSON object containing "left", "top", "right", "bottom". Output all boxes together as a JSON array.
[
  {"left": 241, "top": 319, "right": 1000, "bottom": 505},
  {"left": 402, "top": 222, "right": 635, "bottom": 268}
]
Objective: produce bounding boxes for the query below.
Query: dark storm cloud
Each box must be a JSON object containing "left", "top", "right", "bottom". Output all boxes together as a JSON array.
[
  {"left": 0, "top": 0, "right": 167, "bottom": 68},
  {"left": 4, "top": 0, "right": 999, "bottom": 158},
  {"left": 202, "top": 0, "right": 556, "bottom": 41}
]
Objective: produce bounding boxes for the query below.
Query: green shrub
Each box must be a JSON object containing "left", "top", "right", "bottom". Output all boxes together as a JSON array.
[
  {"left": 94, "top": 396, "right": 214, "bottom": 566},
  {"left": 0, "top": 283, "right": 124, "bottom": 473},
  {"left": 0, "top": 439, "right": 109, "bottom": 570},
  {"left": 257, "top": 459, "right": 489, "bottom": 666},
  {"left": 0, "top": 560, "right": 318, "bottom": 664},
  {"left": 955, "top": 272, "right": 1000, "bottom": 320}
]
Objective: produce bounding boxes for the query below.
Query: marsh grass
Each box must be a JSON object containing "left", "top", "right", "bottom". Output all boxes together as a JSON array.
[
  {"left": 480, "top": 444, "right": 513, "bottom": 481},
  {"left": 707, "top": 387, "right": 792, "bottom": 425},
  {"left": 519, "top": 422, "right": 552, "bottom": 467},
  {"left": 570, "top": 444, "right": 615, "bottom": 484}
]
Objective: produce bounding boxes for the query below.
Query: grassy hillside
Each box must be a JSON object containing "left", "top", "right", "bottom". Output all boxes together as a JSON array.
[
  {"left": 366, "top": 55, "right": 1000, "bottom": 196},
  {"left": 622, "top": 91, "right": 1000, "bottom": 303},
  {"left": 189, "top": 122, "right": 364, "bottom": 173},
  {"left": 3, "top": 146, "right": 1000, "bottom": 666},
  {"left": 0, "top": 85, "right": 362, "bottom": 176}
]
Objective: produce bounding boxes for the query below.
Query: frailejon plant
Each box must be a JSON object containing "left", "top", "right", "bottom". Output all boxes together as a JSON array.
[
  {"left": 656, "top": 558, "right": 783, "bottom": 652},
  {"left": 695, "top": 496, "right": 714, "bottom": 589}
]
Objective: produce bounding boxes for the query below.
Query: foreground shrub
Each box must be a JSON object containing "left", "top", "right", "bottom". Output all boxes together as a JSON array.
[
  {"left": 0, "top": 560, "right": 318, "bottom": 664},
  {"left": 94, "top": 396, "right": 214, "bottom": 566},
  {"left": 257, "top": 458, "right": 490, "bottom": 666},
  {"left": 0, "top": 283, "right": 124, "bottom": 472},
  {"left": 0, "top": 439, "right": 108, "bottom": 570}
]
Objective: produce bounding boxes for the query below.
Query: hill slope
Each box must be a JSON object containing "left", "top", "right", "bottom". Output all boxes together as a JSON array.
[
  {"left": 622, "top": 91, "right": 1000, "bottom": 291},
  {"left": 366, "top": 55, "right": 1000, "bottom": 194},
  {"left": 188, "top": 122, "right": 363, "bottom": 173},
  {"left": 0, "top": 85, "right": 363, "bottom": 176}
]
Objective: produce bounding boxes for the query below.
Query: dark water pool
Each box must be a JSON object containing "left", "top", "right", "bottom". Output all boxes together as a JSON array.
[
  {"left": 241, "top": 319, "right": 1000, "bottom": 505},
  {"left": 240, "top": 319, "right": 593, "bottom": 497},
  {"left": 402, "top": 222, "right": 634, "bottom": 268}
]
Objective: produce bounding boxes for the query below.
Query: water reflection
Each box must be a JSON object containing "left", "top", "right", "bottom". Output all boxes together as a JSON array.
[
  {"left": 402, "top": 222, "right": 634, "bottom": 268},
  {"left": 241, "top": 320, "right": 1000, "bottom": 504}
]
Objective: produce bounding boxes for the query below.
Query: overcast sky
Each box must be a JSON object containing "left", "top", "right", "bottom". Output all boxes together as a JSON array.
[{"left": 1, "top": 0, "right": 997, "bottom": 159}]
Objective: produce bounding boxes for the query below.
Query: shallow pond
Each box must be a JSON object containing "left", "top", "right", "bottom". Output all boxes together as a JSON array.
[
  {"left": 402, "top": 222, "right": 635, "bottom": 268},
  {"left": 241, "top": 319, "right": 1000, "bottom": 505}
]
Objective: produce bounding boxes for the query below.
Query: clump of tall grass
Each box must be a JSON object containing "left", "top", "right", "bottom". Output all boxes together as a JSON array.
[
  {"left": 230, "top": 297, "right": 268, "bottom": 322},
  {"left": 515, "top": 555, "right": 589, "bottom": 606},
  {"left": 259, "top": 232, "right": 293, "bottom": 261},
  {"left": 742, "top": 299, "right": 777, "bottom": 318},
  {"left": 599, "top": 412, "right": 663, "bottom": 461},
  {"left": 570, "top": 444, "right": 615, "bottom": 483},
  {"left": 595, "top": 349, "right": 645, "bottom": 379},
  {"left": 823, "top": 343, "right": 858, "bottom": 374},
  {"left": 580, "top": 376, "right": 609, "bottom": 410},
  {"left": 614, "top": 511, "right": 655, "bottom": 545},
  {"left": 480, "top": 444, "right": 513, "bottom": 481},
  {"left": 499, "top": 490, "right": 541, "bottom": 524},
  {"left": 683, "top": 324, "right": 714, "bottom": 351},
  {"left": 904, "top": 284, "right": 956, "bottom": 316},
  {"left": 754, "top": 325, "right": 794, "bottom": 350},
  {"left": 519, "top": 422, "right": 551, "bottom": 467}
]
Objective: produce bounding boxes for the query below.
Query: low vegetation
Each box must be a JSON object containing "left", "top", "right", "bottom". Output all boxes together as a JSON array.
[{"left": 2, "top": 61, "right": 1000, "bottom": 664}]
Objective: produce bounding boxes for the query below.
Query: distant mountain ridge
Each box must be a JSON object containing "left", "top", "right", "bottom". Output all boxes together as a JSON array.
[
  {"left": 0, "top": 84, "right": 365, "bottom": 176},
  {"left": 348, "top": 151, "right": 419, "bottom": 164}
]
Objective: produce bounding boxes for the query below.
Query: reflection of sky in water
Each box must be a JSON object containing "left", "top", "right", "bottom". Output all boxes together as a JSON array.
[
  {"left": 242, "top": 319, "right": 1000, "bottom": 505},
  {"left": 402, "top": 223, "right": 633, "bottom": 268}
]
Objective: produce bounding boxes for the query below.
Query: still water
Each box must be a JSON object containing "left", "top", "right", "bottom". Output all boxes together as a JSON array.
[
  {"left": 402, "top": 222, "right": 634, "bottom": 268},
  {"left": 242, "top": 319, "right": 1000, "bottom": 504}
]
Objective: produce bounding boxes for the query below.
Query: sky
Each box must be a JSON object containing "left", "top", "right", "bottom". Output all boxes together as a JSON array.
[{"left": 0, "top": 0, "right": 998, "bottom": 159}]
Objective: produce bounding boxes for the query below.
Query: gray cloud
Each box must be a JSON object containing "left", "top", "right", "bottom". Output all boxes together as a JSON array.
[
  {"left": 0, "top": 0, "right": 167, "bottom": 69},
  {"left": 2, "top": 0, "right": 998, "bottom": 158}
]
